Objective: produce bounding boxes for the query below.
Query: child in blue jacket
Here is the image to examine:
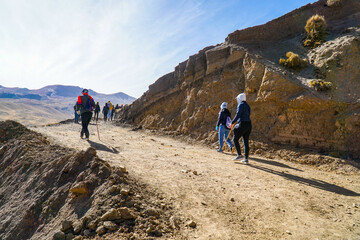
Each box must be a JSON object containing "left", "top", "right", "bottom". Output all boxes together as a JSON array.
[{"left": 216, "top": 102, "right": 234, "bottom": 153}]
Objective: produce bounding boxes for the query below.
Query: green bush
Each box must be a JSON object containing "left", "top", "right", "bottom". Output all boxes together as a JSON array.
[
  {"left": 279, "top": 52, "right": 307, "bottom": 69},
  {"left": 304, "top": 15, "right": 327, "bottom": 48},
  {"left": 310, "top": 79, "right": 332, "bottom": 91}
]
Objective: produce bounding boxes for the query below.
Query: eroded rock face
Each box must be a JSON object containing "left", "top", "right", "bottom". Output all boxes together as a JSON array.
[
  {"left": 226, "top": 0, "right": 360, "bottom": 44},
  {"left": 309, "top": 29, "right": 360, "bottom": 103},
  {"left": 119, "top": 1, "right": 360, "bottom": 159}
]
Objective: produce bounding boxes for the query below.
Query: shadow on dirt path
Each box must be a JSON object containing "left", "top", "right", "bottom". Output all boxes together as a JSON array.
[
  {"left": 242, "top": 162, "right": 360, "bottom": 196},
  {"left": 87, "top": 140, "right": 119, "bottom": 154},
  {"left": 250, "top": 157, "right": 303, "bottom": 172}
]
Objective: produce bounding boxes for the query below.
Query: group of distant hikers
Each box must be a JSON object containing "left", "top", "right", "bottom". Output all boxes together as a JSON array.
[
  {"left": 74, "top": 89, "right": 251, "bottom": 163},
  {"left": 74, "top": 89, "right": 124, "bottom": 140},
  {"left": 101, "top": 101, "right": 123, "bottom": 121},
  {"left": 216, "top": 93, "right": 251, "bottom": 164}
]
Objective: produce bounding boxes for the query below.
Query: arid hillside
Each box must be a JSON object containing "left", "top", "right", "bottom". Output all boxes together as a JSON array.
[
  {"left": 0, "top": 99, "right": 74, "bottom": 126},
  {"left": 118, "top": 0, "right": 360, "bottom": 160},
  {"left": 0, "top": 121, "right": 187, "bottom": 240},
  {"left": 0, "top": 85, "right": 135, "bottom": 126}
]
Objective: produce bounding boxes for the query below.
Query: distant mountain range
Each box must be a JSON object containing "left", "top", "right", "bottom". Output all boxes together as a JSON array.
[
  {"left": 0, "top": 84, "right": 136, "bottom": 125},
  {"left": 0, "top": 85, "right": 135, "bottom": 102}
]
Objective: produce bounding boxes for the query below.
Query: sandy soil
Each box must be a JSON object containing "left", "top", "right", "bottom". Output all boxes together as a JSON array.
[{"left": 32, "top": 121, "right": 360, "bottom": 240}]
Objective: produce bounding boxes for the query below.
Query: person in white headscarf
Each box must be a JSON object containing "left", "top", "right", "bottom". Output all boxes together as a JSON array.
[
  {"left": 215, "top": 102, "right": 234, "bottom": 153},
  {"left": 231, "top": 93, "right": 252, "bottom": 164}
]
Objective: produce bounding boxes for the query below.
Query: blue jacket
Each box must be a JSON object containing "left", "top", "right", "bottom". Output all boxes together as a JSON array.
[{"left": 232, "top": 101, "right": 251, "bottom": 124}]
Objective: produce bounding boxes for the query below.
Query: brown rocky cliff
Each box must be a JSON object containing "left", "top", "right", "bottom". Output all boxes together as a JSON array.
[
  {"left": 226, "top": 0, "right": 360, "bottom": 44},
  {"left": 119, "top": 0, "right": 360, "bottom": 159}
]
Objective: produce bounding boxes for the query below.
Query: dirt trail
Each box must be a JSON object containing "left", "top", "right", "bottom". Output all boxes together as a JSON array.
[{"left": 32, "top": 121, "right": 360, "bottom": 240}]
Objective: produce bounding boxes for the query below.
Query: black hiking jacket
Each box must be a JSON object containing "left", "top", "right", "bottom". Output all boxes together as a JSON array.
[{"left": 216, "top": 108, "right": 231, "bottom": 130}]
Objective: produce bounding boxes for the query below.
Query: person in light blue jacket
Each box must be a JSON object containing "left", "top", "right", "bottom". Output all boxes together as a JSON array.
[{"left": 231, "top": 93, "right": 252, "bottom": 164}]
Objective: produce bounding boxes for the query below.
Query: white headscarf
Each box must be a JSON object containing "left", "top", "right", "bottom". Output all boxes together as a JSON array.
[
  {"left": 220, "top": 102, "right": 227, "bottom": 109},
  {"left": 236, "top": 93, "right": 246, "bottom": 104}
]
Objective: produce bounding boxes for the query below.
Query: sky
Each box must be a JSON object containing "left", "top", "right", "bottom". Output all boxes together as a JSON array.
[{"left": 0, "top": 0, "right": 317, "bottom": 98}]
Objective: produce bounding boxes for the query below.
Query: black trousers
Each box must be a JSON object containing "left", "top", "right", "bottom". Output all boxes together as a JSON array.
[
  {"left": 94, "top": 111, "right": 99, "bottom": 121},
  {"left": 81, "top": 111, "right": 93, "bottom": 138},
  {"left": 233, "top": 121, "right": 252, "bottom": 159}
]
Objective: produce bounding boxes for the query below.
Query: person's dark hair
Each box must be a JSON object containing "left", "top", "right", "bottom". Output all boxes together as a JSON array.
[{"left": 82, "top": 89, "right": 88, "bottom": 94}]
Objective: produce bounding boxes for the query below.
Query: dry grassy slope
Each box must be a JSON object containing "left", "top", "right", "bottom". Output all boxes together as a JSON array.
[
  {"left": 0, "top": 96, "right": 132, "bottom": 127},
  {"left": 0, "top": 99, "right": 73, "bottom": 126},
  {"left": 119, "top": 0, "right": 360, "bottom": 159}
]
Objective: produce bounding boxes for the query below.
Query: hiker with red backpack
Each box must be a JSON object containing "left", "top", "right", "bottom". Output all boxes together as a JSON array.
[
  {"left": 216, "top": 102, "right": 235, "bottom": 153},
  {"left": 76, "top": 89, "right": 95, "bottom": 141}
]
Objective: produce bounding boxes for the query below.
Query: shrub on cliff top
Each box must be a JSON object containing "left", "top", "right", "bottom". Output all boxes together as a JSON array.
[
  {"left": 279, "top": 52, "right": 307, "bottom": 69},
  {"left": 304, "top": 15, "right": 327, "bottom": 48},
  {"left": 310, "top": 79, "right": 332, "bottom": 91}
]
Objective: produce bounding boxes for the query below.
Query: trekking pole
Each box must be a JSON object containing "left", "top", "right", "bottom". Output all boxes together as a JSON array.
[
  {"left": 96, "top": 120, "right": 100, "bottom": 140},
  {"left": 222, "top": 124, "right": 234, "bottom": 151}
]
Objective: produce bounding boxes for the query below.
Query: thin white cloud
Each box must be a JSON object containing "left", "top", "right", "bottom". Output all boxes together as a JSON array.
[
  {"left": 0, "top": 0, "right": 210, "bottom": 97},
  {"left": 0, "top": 0, "right": 317, "bottom": 98}
]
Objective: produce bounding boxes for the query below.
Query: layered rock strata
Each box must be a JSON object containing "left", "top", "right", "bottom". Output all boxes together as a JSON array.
[{"left": 119, "top": 0, "right": 360, "bottom": 159}]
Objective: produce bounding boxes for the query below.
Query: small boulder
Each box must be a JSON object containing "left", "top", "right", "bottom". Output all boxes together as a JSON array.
[
  {"left": 53, "top": 231, "right": 66, "bottom": 240},
  {"left": 103, "top": 221, "right": 118, "bottom": 231},
  {"left": 96, "top": 226, "right": 107, "bottom": 235},
  {"left": 119, "top": 165, "right": 127, "bottom": 173},
  {"left": 73, "top": 222, "right": 83, "bottom": 234},
  {"left": 146, "top": 224, "right": 155, "bottom": 234},
  {"left": 101, "top": 208, "right": 121, "bottom": 221},
  {"left": 83, "top": 229, "right": 91, "bottom": 236},
  {"left": 109, "top": 186, "right": 119, "bottom": 194},
  {"left": 187, "top": 220, "right": 197, "bottom": 228},
  {"left": 119, "top": 207, "right": 136, "bottom": 220},
  {"left": 145, "top": 208, "right": 160, "bottom": 217},
  {"left": 66, "top": 233, "right": 75, "bottom": 240},
  {"left": 87, "top": 220, "right": 98, "bottom": 231},
  {"left": 61, "top": 220, "right": 73, "bottom": 233},
  {"left": 70, "top": 182, "right": 89, "bottom": 195},
  {"left": 120, "top": 189, "right": 130, "bottom": 195}
]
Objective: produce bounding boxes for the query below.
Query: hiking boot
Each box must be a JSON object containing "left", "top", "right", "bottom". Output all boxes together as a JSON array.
[
  {"left": 232, "top": 155, "right": 243, "bottom": 161},
  {"left": 83, "top": 137, "right": 89, "bottom": 141},
  {"left": 217, "top": 149, "right": 223, "bottom": 153},
  {"left": 231, "top": 147, "right": 235, "bottom": 154},
  {"left": 241, "top": 159, "right": 249, "bottom": 164}
]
